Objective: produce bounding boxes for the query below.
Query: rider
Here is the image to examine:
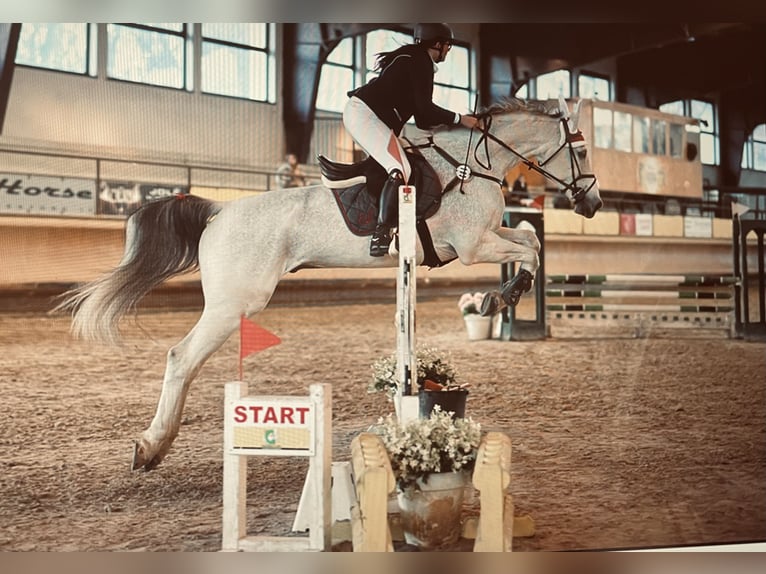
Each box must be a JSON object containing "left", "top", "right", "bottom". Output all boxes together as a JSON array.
[{"left": 343, "top": 23, "right": 481, "bottom": 257}]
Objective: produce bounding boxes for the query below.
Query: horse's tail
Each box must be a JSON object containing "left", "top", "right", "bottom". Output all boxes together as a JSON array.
[{"left": 54, "top": 194, "right": 220, "bottom": 344}]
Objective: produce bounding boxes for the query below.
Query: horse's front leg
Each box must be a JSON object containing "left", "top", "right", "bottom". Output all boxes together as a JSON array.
[
  {"left": 496, "top": 224, "right": 541, "bottom": 256},
  {"left": 458, "top": 228, "right": 540, "bottom": 316},
  {"left": 494, "top": 225, "right": 539, "bottom": 306}
]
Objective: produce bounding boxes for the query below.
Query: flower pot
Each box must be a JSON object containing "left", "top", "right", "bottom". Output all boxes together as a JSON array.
[
  {"left": 396, "top": 471, "right": 468, "bottom": 550},
  {"left": 463, "top": 314, "right": 492, "bottom": 340},
  {"left": 419, "top": 389, "right": 468, "bottom": 419}
]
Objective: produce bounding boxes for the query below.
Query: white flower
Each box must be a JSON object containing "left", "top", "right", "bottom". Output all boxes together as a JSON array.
[
  {"left": 372, "top": 406, "right": 481, "bottom": 491},
  {"left": 368, "top": 346, "right": 461, "bottom": 400},
  {"left": 458, "top": 292, "right": 486, "bottom": 316}
]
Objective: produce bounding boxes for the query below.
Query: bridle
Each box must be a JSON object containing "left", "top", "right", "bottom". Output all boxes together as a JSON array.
[
  {"left": 408, "top": 111, "right": 597, "bottom": 205},
  {"left": 473, "top": 112, "right": 598, "bottom": 205}
]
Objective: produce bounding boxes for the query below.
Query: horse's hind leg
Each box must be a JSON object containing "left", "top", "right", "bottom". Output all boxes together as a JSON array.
[{"left": 132, "top": 296, "right": 262, "bottom": 471}]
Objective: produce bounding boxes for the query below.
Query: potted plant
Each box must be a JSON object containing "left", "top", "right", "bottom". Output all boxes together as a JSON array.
[
  {"left": 373, "top": 406, "right": 482, "bottom": 549},
  {"left": 458, "top": 292, "right": 494, "bottom": 340},
  {"left": 368, "top": 346, "right": 469, "bottom": 418}
]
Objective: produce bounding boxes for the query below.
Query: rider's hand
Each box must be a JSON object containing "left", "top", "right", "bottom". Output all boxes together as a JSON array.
[{"left": 460, "top": 114, "right": 483, "bottom": 130}]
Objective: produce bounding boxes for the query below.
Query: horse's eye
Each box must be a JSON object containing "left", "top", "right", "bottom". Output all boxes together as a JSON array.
[{"left": 576, "top": 148, "right": 588, "bottom": 161}]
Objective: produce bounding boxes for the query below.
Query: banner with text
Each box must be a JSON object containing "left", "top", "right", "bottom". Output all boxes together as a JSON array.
[
  {"left": 98, "top": 181, "right": 188, "bottom": 216},
  {"left": 0, "top": 173, "right": 96, "bottom": 216}
]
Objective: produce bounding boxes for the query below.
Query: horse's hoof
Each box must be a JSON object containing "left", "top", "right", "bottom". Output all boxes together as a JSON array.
[
  {"left": 480, "top": 292, "right": 505, "bottom": 316},
  {"left": 501, "top": 269, "right": 534, "bottom": 307},
  {"left": 131, "top": 440, "right": 147, "bottom": 471},
  {"left": 131, "top": 439, "right": 162, "bottom": 472}
]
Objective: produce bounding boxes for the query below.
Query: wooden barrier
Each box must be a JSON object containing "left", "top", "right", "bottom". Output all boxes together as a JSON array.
[
  {"left": 346, "top": 430, "right": 531, "bottom": 552},
  {"left": 349, "top": 433, "right": 395, "bottom": 552},
  {"left": 545, "top": 273, "right": 737, "bottom": 338},
  {"left": 471, "top": 431, "right": 514, "bottom": 552},
  {"left": 221, "top": 382, "right": 332, "bottom": 552}
]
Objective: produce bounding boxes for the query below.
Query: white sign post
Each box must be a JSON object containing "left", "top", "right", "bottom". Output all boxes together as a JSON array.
[{"left": 222, "top": 382, "right": 332, "bottom": 552}]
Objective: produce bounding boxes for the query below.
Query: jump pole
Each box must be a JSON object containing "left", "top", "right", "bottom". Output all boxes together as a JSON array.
[{"left": 395, "top": 182, "right": 419, "bottom": 423}]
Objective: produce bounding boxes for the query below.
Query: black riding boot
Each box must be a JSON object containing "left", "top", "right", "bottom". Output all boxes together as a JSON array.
[{"left": 370, "top": 169, "right": 404, "bottom": 257}]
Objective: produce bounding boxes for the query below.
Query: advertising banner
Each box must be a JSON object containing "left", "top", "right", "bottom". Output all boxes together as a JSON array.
[
  {"left": 98, "top": 181, "right": 188, "bottom": 216},
  {"left": 0, "top": 173, "right": 96, "bottom": 216}
]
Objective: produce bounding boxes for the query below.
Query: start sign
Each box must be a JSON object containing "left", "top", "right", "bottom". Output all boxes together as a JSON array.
[{"left": 226, "top": 395, "right": 316, "bottom": 456}]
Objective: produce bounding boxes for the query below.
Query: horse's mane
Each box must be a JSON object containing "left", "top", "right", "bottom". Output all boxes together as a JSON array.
[
  {"left": 478, "top": 97, "right": 562, "bottom": 118},
  {"left": 424, "top": 97, "right": 563, "bottom": 137}
]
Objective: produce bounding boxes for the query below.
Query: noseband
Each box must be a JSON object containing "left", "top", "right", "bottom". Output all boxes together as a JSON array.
[{"left": 475, "top": 114, "right": 597, "bottom": 204}]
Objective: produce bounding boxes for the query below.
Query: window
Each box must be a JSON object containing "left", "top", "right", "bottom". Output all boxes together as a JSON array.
[
  {"left": 593, "top": 107, "right": 612, "bottom": 149},
  {"left": 659, "top": 100, "right": 684, "bottom": 116},
  {"left": 16, "top": 23, "right": 96, "bottom": 76},
  {"left": 317, "top": 28, "right": 474, "bottom": 117},
  {"left": 691, "top": 99, "right": 718, "bottom": 165},
  {"left": 578, "top": 72, "right": 610, "bottom": 101},
  {"left": 19, "top": 23, "right": 276, "bottom": 102},
  {"left": 633, "top": 116, "right": 650, "bottom": 154},
  {"left": 535, "top": 69, "right": 571, "bottom": 99},
  {"left": 613, "top": 111, "right": 632, "bottom": 152},
  {"left": 317, "top": 37, "right": 356, "bottom": 113},
  {"left": 201, "top": 23, "right": 275, "bottom": 102},
  {"left": 660, "top": 99, "right": 719, "bottom": 165},
  {"left": 669, "top": 123, "right": 684, "bottom": 159},
  {"left": 742, "top": 124, "right": 766, "bottom": 171},
  {"left": 652, "top": 119, "right": 666, "bottom": 155},
  {"left": 433, "top": 43, "right": 472, "bottom": 112},
  {"left": 107, "top": 24, "right": 187, "bottom": 89}
]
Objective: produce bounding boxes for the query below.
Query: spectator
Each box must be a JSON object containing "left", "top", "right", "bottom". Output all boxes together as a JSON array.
[
  {"left": 508, "top": 174, "right": 529, "bottom": 205},
  {"left": 276, "top": 153, "right": 306, "bottom": 189}
]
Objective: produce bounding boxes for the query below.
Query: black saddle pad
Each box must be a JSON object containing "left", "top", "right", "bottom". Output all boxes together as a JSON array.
[{"left": 331, "top": 153, "right": 443, "bottom": 236}]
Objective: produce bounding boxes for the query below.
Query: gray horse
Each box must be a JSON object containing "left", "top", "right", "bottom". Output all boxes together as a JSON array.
[{"left": 56, "top": 96, "right": 602, "bottom": 471}]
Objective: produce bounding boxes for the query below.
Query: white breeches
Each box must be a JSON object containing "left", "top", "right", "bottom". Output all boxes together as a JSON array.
[{"left": 343, "top": 96, "right": 412, "bottom": 182}]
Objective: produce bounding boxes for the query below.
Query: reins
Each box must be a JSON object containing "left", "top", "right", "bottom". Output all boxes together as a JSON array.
[
  {"left": 475, "top": 113, "right": 597, "bottom": 204},
  {"left": 407, "top": 110, "right": 597, "bottom": 204}
]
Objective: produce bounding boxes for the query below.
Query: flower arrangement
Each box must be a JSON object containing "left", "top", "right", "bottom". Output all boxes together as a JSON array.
[
  {"left": 374, "top": 406, "right": 482, "bottom": 491},
  {"left": 458, "top": 292, "right": 486, "bottom": 316},
  {"left": 368, "top": 346, "right": 462, "bottom": 400}
]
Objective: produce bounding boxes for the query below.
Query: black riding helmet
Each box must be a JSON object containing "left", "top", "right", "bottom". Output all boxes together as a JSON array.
[{"left": 413, "top": 23, "right": 454, "bottom": 47}]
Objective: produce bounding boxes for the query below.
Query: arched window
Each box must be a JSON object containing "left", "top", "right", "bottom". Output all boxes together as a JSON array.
[
  {"left": 535, "top": 69, "right": 571, "bottom": 99},
  {"left": 660, "top": 99, "right": 719, "bottom": 165},
  {"left": 578, "top": 72, "right": 610, "bottom": 101},
  {"left": 741, "top": 124, "right": 766, "bottom": 172},
  {"left": 316, "top": 27, "right": 475, "bottom": 116}
]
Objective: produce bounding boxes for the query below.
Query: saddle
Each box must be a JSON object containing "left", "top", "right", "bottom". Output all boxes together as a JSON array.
[{"left": 318, "top": 152, "right": 444, "bottom": 237}]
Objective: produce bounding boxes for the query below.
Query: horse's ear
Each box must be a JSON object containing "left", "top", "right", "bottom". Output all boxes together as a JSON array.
[
  {"left": 557, "top": 94, "right": 570, "bottom": 119},
  {"left": 569, "top": 99, "right": 583, "bottom": 131}
]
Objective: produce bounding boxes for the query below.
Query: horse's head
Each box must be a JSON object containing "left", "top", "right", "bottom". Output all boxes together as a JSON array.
[
  {"left": 537, "top": 96, "right": 602, "bottom": 218},
  {"left": 475, "top": 96, "right": 602, "bottom": 218}
]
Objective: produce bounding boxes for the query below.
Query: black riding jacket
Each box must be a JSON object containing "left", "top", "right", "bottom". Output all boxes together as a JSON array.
[{"left": 348, "top": 44, "right": 457, "bottom": 135}]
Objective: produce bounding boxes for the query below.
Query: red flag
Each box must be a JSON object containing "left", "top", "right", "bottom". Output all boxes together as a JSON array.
[{"left": 239, "top": 315, "right": 281, "bottom": 379}]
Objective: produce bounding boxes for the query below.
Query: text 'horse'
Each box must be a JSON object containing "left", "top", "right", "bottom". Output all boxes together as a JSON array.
[{"left": 57, "top": 97, "right": 601, "bottom": 471}]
